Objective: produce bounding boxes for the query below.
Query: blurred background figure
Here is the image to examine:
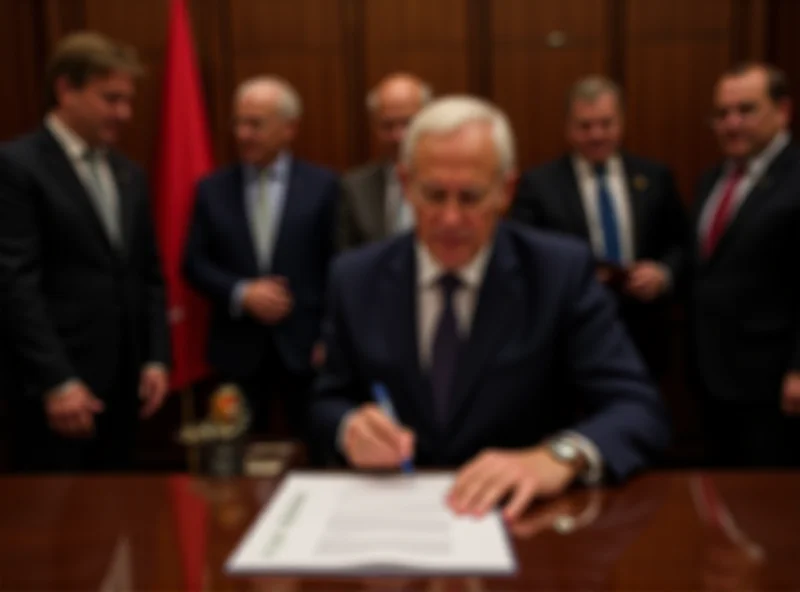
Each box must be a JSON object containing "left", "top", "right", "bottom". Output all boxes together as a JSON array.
[
  {"left": 0, "top": 32, "right": 171, "bottom": 472},
  {"left": 688, "top": 62, "right": 800, "bottom": 467},
  {"left": 183, "top": 76, "right": 338, "bottom": 448},
  {"left": 337, "top": 72, "right": 432, "bottom": 250},
  {"left": 510, "top": 75, "right": 689, "bottom": 381}
]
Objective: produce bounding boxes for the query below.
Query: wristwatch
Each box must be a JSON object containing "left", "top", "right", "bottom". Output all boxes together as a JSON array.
[{"left": 545, "top": 436, "right": 586, "bottom": 469}]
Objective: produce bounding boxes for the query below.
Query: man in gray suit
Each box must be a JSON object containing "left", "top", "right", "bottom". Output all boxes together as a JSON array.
[{"left": 338, "top": 73, "right": 432, "bottom": 250}]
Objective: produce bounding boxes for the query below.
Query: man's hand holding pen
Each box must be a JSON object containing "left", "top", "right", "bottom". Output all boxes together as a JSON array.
[{"left": 341, "top": 403, "right": 415, "bottom": 469}]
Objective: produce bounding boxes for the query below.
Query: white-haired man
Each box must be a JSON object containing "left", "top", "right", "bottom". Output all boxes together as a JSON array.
[
  {"left": 337, "top": 72, "right": 432, "bottom": 250},
  {"left": 183, "top": 77, "right": 338, "bottom": 442},
  {"left": 312, "top": 96, "right": 668, "bottom": 519}
]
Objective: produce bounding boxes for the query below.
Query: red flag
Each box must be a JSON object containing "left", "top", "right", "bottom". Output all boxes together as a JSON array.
[{"left": 154, "top": 0, "right": 214, "bottom": 390}]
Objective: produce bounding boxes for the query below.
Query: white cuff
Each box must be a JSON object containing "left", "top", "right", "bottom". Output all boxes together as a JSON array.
[
  {"left": 230, "top": 281, "right": 248, "bottom": 318},
  {"left": 336, "top": 410, "right": 356, "bottom": 455},
  {"left": 562, "top": 431, "right": 604, "bottom": 485},
  {"left": 45, "top": 378, "right": 80, "bottom": 400}
]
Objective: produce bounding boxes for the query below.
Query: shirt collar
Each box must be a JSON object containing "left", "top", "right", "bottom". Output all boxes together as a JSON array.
[
  {"left": 740, "top": 130, "right": 791, "bottom": 177},
  {"left": 243, "top": 151, "right": 292, "bottom": 183},
  {"left": 572, "top": 153, "right": 623, "bottom": 178},
  {"left": 45, "top": 113, "right": 94, "bottom": 162},
  {"left": 416, "top": 239, "right": 493, "bottom": 290}
]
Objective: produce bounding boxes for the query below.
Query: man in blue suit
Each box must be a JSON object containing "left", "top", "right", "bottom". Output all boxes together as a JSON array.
[
  {"left": 183, "top": 77, "right": 338, "bottom": 440},
  {"left": 312, "top": 96, "right": 668, "bottom": 519}
]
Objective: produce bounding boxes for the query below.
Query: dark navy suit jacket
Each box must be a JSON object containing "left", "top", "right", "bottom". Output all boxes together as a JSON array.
[
  {"left": 0, "top": 127, "right": 169, "bottom": 401},
  {"left": 182, "top": 159, "right": 338, "bottom": 377},
  {"left": 311, "top": 223, "right": 669, "bottom": 479},
  {"left": 689, "top": 143, "right": 800, "bottom": 403}
]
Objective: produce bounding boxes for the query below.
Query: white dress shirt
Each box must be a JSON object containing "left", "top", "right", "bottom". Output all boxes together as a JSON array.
[
  {"left": 244, "top": 151, "right": 291, "bottom": 271},
  {"left": 46, "top": 113, "right": 122, "bottom": 245},
  {"left": 572, "top": 154, "right": 635, "bottom": 264},
  {"left": 698, "top": 131, "right": 791, "bottom": 238},
  {"left": 230, "top": 152, "right": 292, "bottom": 317},
  {"left": 415, "top": 242, "right": 491, "bottom": 368}
]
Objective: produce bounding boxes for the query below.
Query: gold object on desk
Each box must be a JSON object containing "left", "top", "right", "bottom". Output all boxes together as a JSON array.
[{"left": 178, "top": 383, "right": 251, "bottom": 477}]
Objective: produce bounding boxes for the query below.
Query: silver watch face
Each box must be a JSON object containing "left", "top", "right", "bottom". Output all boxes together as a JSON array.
[{"left": 551, "top": 440, "right": 579, "bottom": 462}]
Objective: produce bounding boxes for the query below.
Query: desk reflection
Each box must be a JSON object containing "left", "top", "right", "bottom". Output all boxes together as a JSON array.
[{"left": 1, "top": 472, "right": 800, "bottom": 591}]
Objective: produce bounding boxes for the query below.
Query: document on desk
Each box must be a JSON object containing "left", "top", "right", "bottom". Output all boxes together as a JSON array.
[{"left": 225, "top": 472, "right": 517, "bottom": 576}]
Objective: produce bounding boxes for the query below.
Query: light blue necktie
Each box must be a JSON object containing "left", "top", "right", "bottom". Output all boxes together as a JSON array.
[
  {"left": 594, "top": 162, "right": 621, "bottom": 263},
  {"left": 251, "top": 168, "right": 274, "bottom": 270}
]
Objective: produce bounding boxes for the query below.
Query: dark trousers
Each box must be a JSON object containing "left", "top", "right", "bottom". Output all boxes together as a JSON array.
[
  {"left": 6, "top": 322, "right": 140, "bottom": 473},
  {"left": 617, "top": 294, "right": 671, "bottom": 381},
  {"left": 8, "top": 392, "right": 138, "bottom": 473},
  {"left": 700, "top": 397, "right": 800, "bottom": 468},
  {"left": 226, "top": 339, "right": 313, "bottom": 445}
]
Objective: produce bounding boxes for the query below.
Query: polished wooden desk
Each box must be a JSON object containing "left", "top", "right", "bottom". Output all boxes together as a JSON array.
[{"left": 1, "top": 471, "right": 798, "bottom": 591}]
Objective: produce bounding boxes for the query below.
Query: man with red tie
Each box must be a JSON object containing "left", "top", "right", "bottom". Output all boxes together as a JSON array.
[{"left": 690, "top": 62, "right": 800, "bottom": 467}]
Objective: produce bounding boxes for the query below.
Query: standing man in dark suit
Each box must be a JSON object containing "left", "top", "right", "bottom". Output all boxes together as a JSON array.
[
  {"left": 183, "top": 77, "right": 338, "bottom": 441},
  {"left": 312, "top": 96, "right": 668, "bottom": 519},
  {"left": 0, "top": 32, "right": 170, "bottom": 471},
  {"left": 689, "top": 63, "right": 800, "bottom": 467},
  {"left": 511, "top": 76, "right": 688, "bottom": 379},
  {"left": 337, "top": 73, "right": 432, "bottom": 250}
]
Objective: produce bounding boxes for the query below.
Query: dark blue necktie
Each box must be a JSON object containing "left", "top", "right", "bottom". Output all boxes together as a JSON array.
[
  {"left": 431, "top": 273, "right": 462, "bottom": 425},
  {"left": 594, "top": 162, "right": 621, "bottom": 263}
]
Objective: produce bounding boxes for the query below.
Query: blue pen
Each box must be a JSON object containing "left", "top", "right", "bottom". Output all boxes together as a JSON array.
[{"left": 371, "top": 382, "right": 414, "bottom": 473}]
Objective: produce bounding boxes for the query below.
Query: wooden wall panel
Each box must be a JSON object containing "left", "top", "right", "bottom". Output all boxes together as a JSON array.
[
  {"left": 0, "top": 0, "right": 44, "bottom": 142},
  {"left": 228, "top": 0, "right": 351, "bottom": 170},
  {"left": 490, "top": 0, "right": 612, "bottom": 170},
  {"left": 769, "top": 0, "right": 800, "bottom": 140},
  {"left": 82, "top": 0, "right": 169, "bottom": 171},
  {"left": 623, "top": 0, "right": 735, "bottom": 202},
  {"left": 362, "top": 0, "right": 471, "bottom": 161}
]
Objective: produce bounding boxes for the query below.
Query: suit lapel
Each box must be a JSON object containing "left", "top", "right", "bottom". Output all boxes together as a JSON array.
[
  {"left": 622, "top": 155, "right": 648, "bottom": 256},
  {"left": 380, "top": 238, "right": 435, "bottom": 429},
  {"left": 108, "top": 153, "right": 136, "bottom": 258},
  {"left": 557, "top": 156, "right": 590, "bottom": 239},
  {"left": 229, "top": 166, "right": 260, "bottom": 273},
  {"left": 363, "top": 164, "right": 387, "bottom": 240},
  {"left": 37, "top": 128, "right": 115, "bottom": 253},
  {"left": 271, "top": 159, "right": 304, "bottom": 273},
  {"left": 447, "top": 228, "right": 523, "bottom": 431},
  {"left": 705, "top": 144, "right": 798, "bottom": 263}
]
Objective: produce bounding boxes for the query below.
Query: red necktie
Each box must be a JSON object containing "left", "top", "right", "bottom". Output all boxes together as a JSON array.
[{"left": 703, "top": 164, "right": 746, "bottom": 257}]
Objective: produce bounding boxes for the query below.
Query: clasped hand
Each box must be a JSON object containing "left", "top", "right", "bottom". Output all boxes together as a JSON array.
[{"left": 242, "top": 276, "right": 293, "bottom": 324}]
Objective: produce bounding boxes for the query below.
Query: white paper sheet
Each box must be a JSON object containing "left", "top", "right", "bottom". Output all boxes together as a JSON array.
[{"left": 225, "top": 472, "right": 517, "bottom": 576}]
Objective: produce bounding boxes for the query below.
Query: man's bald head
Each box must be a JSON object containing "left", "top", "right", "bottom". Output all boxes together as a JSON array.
[{"left": 367, "top": 72, "right": 432, "bottom": 162}]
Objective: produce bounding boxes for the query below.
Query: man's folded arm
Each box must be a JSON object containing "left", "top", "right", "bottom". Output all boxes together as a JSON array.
[{"left": 561, "top": 244, "right": 670, "bottom": 481}]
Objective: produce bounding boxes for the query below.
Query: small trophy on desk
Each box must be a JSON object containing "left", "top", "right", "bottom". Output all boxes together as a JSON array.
[{"left": 178, "top": 383, "right": 251, "bottom": 477}]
